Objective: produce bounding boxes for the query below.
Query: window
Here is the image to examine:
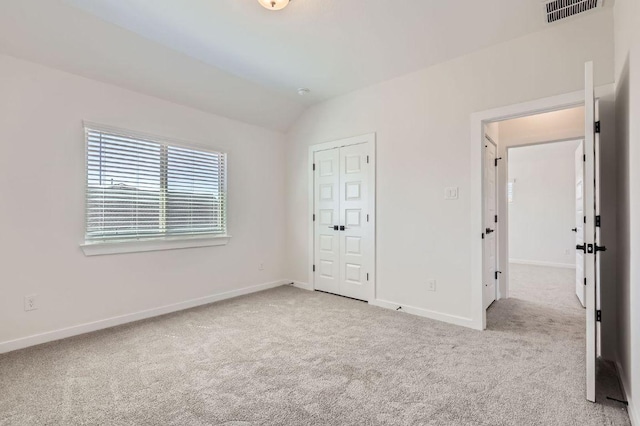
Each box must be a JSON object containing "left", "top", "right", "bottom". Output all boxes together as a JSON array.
[{"left": 84, "top": 125, "right": 227, "bottom": 251}]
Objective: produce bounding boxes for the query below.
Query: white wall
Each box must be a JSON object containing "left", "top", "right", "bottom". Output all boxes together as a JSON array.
[
  {"left": 285, "top": 11, "right": 615, "bottom": 327},
  {"left": 0, "top": 54, "right": 287, "bottom": 350},
  {"left": 508, "top": 141, "right": 580, "bottom": 268},
  {"left": 614, "top": 0, "right": 640, "bottom": 423}
]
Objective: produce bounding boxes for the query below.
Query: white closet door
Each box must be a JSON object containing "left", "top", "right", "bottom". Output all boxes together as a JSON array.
[
  {"left": 314, "top": 148, "right": 340, "bottom": 294},
  {"left": 338, "top": 143, "right": 370, "bottom": 301}
]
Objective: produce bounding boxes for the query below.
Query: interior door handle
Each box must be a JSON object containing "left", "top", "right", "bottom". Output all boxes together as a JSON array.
[
  {"left": 571, "top": 228, "right": 578, "bottom": 232},
  {"left": 485, "top": 228, "right": 494, "bottom": 234},
  {"left": 328, "top": 225, "right": 339, "bottom": 230},
  {"left": 340, "top": 226, "right": 346, "bottom": 231}
]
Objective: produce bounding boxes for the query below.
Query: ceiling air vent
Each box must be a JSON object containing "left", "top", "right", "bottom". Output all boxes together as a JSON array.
[{"left": 545, "top": 0, "right": 603, "bottom": 24}]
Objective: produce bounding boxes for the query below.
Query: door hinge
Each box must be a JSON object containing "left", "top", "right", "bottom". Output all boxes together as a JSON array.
[
  {"left": 313, "top": 264, "right": 316, "bottom": 272},
  {"left": 494, "top": 215, "right": 498, "bottom": 223},
  {"left": 312, "top": 163, "right": 316, "bottom": 171},
  {"left": 367, "top": 214, "right": 370, "bottom": 222},
  {"left": 495, "top": 271, "right": 502, "bottom": 280},
  {"left": 595, "top": 121, "right": 601, "bottom": 134},
  {"left": 313, "top": 214, "right": 316, "bottom": 222},
  {"left": 482, "top": 233, "right": 485, "bottom": 239},
  {"left": 494, "top": 157, "right": 502, "bottom": 167},
  {"left": 584, "top": 216, "right": 586, "bottom": 224},
  {"left": 367, "top": 273, "right": 369, "bottom": 281},
  {"left": 595, "top": 215, "right": 601, "bottom": 227},
  {"left": 366, "top": 155, "right": 369, "bottom": 164},
  {"left": 584, "top": 277, "right": 587, "bottom": 286},
  {"left": 596, "top": 310, "right": 602, "bottom": 322},
  {"left": 583, "top": 154, "right": 586, "bottom": 162}
]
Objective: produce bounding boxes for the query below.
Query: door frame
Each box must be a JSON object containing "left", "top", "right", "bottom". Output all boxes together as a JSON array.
[
  {"left": 308, "top": 133, "right": 377, "bottom": 302},
  {"left": 469, "top": 85, "right": 613, "bottom": 330}
]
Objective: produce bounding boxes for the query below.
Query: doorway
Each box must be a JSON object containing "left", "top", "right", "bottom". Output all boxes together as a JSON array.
[
  {"left": 471, "top": 62, "right": 612, "bottom": 402},
  {"left": 308, "top": 134, "right": 376, "bottom": 302},
  {"left": 506, "top": 139, "right": 584, "bottom": 306}
]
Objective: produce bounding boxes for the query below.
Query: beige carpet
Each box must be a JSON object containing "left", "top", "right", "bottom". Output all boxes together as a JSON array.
[{"left": 0, "top": 264, "right": 631, "bottom": 425}]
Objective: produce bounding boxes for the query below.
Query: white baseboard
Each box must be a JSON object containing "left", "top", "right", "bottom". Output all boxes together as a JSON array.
[
  {"left": 509, "top": 258, "right": 576, "bottom": 269},
  {"left": 0, "top": 279, "right": 289, "bottom": 355},
  {"left": 369, "top": 299, "right": 477, "bottom": 329},
  {"left": 616, "top": 361, "right": 638, "bottom": 426},
  {"left": 291, "top": 281, "right": 313, "bottom": 291}
]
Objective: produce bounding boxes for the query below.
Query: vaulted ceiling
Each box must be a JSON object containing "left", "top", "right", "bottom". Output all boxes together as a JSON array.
[{"left": 0, "top": 0, "right": 610, "bottom": 131}]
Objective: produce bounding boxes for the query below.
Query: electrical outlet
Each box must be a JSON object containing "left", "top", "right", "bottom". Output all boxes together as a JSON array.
[
  {"left": 24, "top": 294, "right": 38, "bottom": 311},
  {"left": 427, "top": 280, "right": 437, "bottom": 292},
  {"left": 258, "top": 262, "right": 264, "bottom": 271},
  {"left": 444, "top": 187, "right": 459, "bottom": 200}
]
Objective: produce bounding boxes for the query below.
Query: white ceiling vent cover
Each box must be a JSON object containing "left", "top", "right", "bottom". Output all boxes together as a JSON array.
[{"left": 545, "top": 0, "right": 603, "bottom": 24}]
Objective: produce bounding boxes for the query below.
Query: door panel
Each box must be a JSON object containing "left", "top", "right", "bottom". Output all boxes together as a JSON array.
[
  {"left": 483, "top": 139, "right": 497, "bottom": 310},
  {"left": 314, "top": 149, "right": 340, "bottom": 294},
  {"left": 339, "top": 143, "right": 370, "bottom": 301},
  {"left": 313, "top": 142, "right": 372, "bottom": 302},
  {"left": 575, "top": 141, "right": 585, "bottom": 307},
  {"left": 594, "top": 98, "right": 602, "bottom": 358},
  {"left": 584, "top": 61, "right": 599, "bottom": 403}
]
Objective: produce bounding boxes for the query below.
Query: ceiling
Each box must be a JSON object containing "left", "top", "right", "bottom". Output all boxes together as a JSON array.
[{"left": 0, "top": 1, "right": 609, "bottom": 131}]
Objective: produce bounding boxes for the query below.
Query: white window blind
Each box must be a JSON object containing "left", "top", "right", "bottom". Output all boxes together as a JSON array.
[{"left": 85, "top": 127, "right": 227, "bottom": 243}]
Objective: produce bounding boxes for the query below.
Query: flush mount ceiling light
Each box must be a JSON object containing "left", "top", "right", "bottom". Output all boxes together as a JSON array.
[{"left": 258, "top": 0, "right": 290, "bottom": 11}]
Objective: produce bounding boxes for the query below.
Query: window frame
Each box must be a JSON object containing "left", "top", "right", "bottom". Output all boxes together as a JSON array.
[{"left": 80, "top": 122, "right": 230, "bottom": 256}]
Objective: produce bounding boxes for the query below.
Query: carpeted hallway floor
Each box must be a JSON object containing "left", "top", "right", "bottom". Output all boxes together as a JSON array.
[{"left": 0, "top": 264, "right": 631, "bottom": 425}]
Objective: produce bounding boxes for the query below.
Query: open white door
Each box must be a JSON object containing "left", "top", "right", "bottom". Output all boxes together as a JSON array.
[
  {"left": 483, "top": 137, "right": 498, "bottom": 310},
  {"left": 583, "top": 61, "right": 603, "bottom": 403},
  {"left": 575, "top": 141, "right": 585, "bottom": 307}
]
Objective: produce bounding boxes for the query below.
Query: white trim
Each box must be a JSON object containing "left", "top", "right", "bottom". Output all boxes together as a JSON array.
[
  {"left": 290, "top": 281, "right": 313, "bottom": 291},
  {"left": 509, "top": 259, "right": 576, "bottom": 269},
  {"left": 0, "top": 279, "right": 288, "bottom": 354},
  {"left": 369, "top": 299, "right": 479, "bottom": 330},
  {"left": 616, "top": 361, "right": 638, "bottom": 426},
  {"left": 81, "top": 235, "right": 231, "bottom": 256},
  {"left": 470, "top": 83, "right": 614, "bottom": 330},
  {"left": 308, "top": 133, "right": 377, "bottom": 302}
]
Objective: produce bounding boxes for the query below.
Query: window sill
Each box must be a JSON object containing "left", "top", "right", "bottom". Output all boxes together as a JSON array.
[{"left": 81, "top": 235, "right": 231, "bottom": 256}]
